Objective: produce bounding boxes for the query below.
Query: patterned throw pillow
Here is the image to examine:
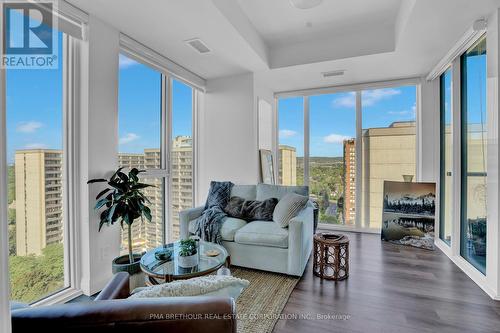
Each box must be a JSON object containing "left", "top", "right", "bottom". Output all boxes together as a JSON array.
[
  {"left": 205, "top": 181, "right": 234, "bottom": 209},
  {"left": 273, "top": 192, "right": 309, "bottom": 228},
  {"left": 224, "top": 196, "right": 278, "bottom": 221}
]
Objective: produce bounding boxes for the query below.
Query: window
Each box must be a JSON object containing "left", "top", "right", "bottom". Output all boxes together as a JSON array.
[
  {"left": 277, "top": 85, "right": 416, "bottom": 230},
  {"left": 6, "top": 25, "right": 70, "bottom": 303},
  {"left": 170, "top": 79, "right": 194, "bottom": 241},
  {"left": 309, "top": 93, "right": 356, "bottom": 225},
  {"left": 118, "top": 54, "right": 163, "bottom": 253},
  {"left": 118, "top": 54, "right": 197, "bottom": 247},
  {"left": 460, "top": 36, "right": 487, "bottom": 274},
  {"left": 278, "top": 97, "right": 304, "bottom": 186},
  {"left": 361, "top": 86, "right": 417, "bottom": 229},
  {"left": 440, "top": 68, "right": 453, "bottom": 245}
]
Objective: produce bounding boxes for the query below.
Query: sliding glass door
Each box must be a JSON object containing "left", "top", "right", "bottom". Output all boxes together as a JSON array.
[{"left": 460, "top": 36, "right": 487, "bottom": 274}]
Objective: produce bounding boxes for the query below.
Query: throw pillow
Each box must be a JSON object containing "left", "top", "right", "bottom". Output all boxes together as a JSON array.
[
  {"left": 128, "top": 275, "right": 249, "bottom": 300},
  {"left": 273, "top": 192, "right": 309, "bottom": 228},
  {"left": 224, "top": 196, "right": 278, "bottom": 221},
  {"left": 205, "top": 181, "right": 234, "bottom": 209}
]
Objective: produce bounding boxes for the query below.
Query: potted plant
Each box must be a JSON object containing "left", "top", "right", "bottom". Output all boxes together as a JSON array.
[
  {"left": 178, "top": 239, "right": 199, "bottom": 268},
  {"left": 87, "top": 167, "right": 153, "bottom": 279}
]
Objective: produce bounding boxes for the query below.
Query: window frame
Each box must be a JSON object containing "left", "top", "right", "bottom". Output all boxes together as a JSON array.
[
  {"left": 275, "top": 78, "right": 420, "bottom": 232},
  {"left": 439, "top": 67, "right": 452, "bottom": 246}
]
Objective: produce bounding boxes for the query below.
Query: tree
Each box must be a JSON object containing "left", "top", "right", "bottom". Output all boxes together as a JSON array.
[
  {"left": 8, "top": 224, "right": 16, "bottom": 256},
  {"left": 9, "top": 243, "right": 64, "bottom": 303}
]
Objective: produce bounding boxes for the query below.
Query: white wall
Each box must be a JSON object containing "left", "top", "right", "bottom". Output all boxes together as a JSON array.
[
  {"left": 197, "top": 72, "right": 261, "bottom": 204},
  {"left": 79, "top": 15, "right": 120, "bottom": 295}
]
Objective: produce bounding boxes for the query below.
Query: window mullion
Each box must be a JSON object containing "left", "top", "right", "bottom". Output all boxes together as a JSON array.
[{"left": 304, "top": 96, "right": 309, "bottom": 186}]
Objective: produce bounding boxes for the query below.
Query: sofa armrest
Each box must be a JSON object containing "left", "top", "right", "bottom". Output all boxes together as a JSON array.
[
  {"left": 12, "top": 297, "right": 236, "bottom": 333},
  {"left": 94, "top": 272, "right": 130, "bottom": 301},
  {"left": 180, "top": 206, "right": 205, "bottom": 239},
  {"left": 287, "top": 205, "right": 314, "bottom": 276}
]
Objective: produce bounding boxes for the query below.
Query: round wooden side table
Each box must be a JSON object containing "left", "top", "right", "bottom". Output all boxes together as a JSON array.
[{"left": 313, "top": 233, "right": 349, "bottom": 280}]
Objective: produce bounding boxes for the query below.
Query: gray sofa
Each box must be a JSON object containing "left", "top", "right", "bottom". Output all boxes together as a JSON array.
[{"left": 180, "top": 184, "right": 313, "bottom": 277}]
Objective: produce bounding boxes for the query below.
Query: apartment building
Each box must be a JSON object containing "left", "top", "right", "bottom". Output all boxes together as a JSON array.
[
  {"left": 278, "top": 145, "right": 297, "bottom": 186},
  {"left": 15, "top": 150, "right": 63, "bottom": 256},
  {"left": 343, "top": 139, "right": 356, "bottom": 225},
  {"left": 118, "top": 136, "right": 193, "bottom": 252}
]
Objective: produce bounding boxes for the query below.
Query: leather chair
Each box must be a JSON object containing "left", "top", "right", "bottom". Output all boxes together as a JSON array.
[{"left": 11, "top": 272, "right": 237, "bottom": 333}]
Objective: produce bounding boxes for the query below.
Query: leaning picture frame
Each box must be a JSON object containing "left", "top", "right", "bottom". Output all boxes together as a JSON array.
[{"left": 259, "top": 149, "right": 275, "bottom": 184}]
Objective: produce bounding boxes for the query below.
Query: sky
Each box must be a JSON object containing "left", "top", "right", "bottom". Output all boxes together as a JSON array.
[
  {"left": 5, "top": 23, "right": 193, "bottom": 163},
  {"left": 279, "top": 85, "right": 417, "bottom": 157}
]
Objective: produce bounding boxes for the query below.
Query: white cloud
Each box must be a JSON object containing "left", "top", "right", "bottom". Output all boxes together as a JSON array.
[
  {"left": 17, "top": 121, "right": 43, "bottom": 133},
  {"left": 362, "top": 88, "right": 401, "bottom": 106},
  {"left": 387, "top": 110, "right": 411, "bottom": 115},
  {"left": 119, "top": 54, "right": 138, "bottom": 69},
  {"left": 323, "top": 133, "right": 350, "bottom": 144},
  {"left": 279, "top": 129, "right": 298, "bottom": 138},
  {"left": 332, "top": 92, "right": 356, "bottom": 108},
  {"left": 119, "top": 133, "right": 140, "bottom": 144},
  {"left": 24, "top": 143, "right": 48, "bottom": 149},
  {"left": 332, "top": 88, "right": 401, "bottom": 108}
]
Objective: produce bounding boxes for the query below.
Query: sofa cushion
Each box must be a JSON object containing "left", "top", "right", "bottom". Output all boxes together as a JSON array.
[
  {"left": 230, "top": 185, "right": 256, "bottom": 201},
  {"left": 273, "top": 192, "right": 309, "bottom": 228},
  {"left": 256, "top": 183, "right": 308, "bottom": 201},
  {"left": 234, "top": 221, "right": 289, "bottom": 249},
  {"left": 189, "top": 217, "right": 247, "bottom": 241},
  {"left": 224, "top": 196, "right": 278, "bottom": 221}
]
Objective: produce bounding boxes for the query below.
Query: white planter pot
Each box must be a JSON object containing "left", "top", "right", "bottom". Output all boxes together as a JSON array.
[{"left": 178, "top": 253, "right": 199, "bottom": 268}]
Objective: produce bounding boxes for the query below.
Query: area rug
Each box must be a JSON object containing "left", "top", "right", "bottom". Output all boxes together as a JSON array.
[{"left": 231, "top": 267, "right": 300, "bottom": 333}]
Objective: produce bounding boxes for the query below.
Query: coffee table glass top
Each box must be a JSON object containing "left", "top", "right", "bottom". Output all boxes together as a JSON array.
[{"left": 140, "top": 240, "right": 228, "bottom": 279}]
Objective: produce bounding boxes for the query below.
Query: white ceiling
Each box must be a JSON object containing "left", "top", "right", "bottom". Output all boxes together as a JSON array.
[{"left": 68, "top": 0, "right": 500, "bottom": 92}]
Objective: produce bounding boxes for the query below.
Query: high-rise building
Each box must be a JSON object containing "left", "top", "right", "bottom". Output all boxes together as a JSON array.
[
  {"left": 279, "top": 145, "right": 297, "bottom": 186},
  {"left": 15, "top": 149, "right": 63, "bottom": 256},
  {"left": 170, "top": 136, "right": 193, "bottom": 240},
  {"left": 118, "top": 136, "right": 193, "bottom": 252},
  {"left": 341, "top": 122, "right": 417, "bottom": 228},
  {"left": 343, "top": 139, "right": 356, "bottom": 225}
]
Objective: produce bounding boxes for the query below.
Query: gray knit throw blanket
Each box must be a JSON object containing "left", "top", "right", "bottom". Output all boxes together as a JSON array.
[{"left": 194, "top": 181, "right": 234, "bottom": 244}]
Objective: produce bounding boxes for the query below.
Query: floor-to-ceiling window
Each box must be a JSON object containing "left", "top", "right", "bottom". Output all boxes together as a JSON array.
[
  {"left": 118, "top": 53, "right": 197, "bottom": 248},
  {"left": 440, "top": 68, "right": 453, "bottom": 245},
  {"left": 4, "top": 6, "right": 83, "bottom": 304},
  {"left": 309, "top": 93, "right": 356, "bottom": 225},
  {"left": 460, "top": 36, "right": 487, "bottom": 274},
  {"left": 360, "top": 86, "right": 417, "bottom": 230},
  {"left": 118, "top": 54, "right": 163, "bottom": 254},
  {"left": 277, "top": 84, "right": 417, "bottom": 230},
  {"left": 170, "top": 79, "right": 194, "bottom": 241},
  {"left": 278, "top": 97, "right": 304, "bottom": 186}
]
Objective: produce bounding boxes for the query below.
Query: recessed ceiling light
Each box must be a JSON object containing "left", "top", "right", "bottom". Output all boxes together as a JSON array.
[
  {"left": 322, "top": 70, "right": 345, "bottom": 78},
  {"left": 185, "top": 38, "right": 211, "bottom": 54},
  {"left": 290, "top": 0, "right": 323, "bottom": 10}
]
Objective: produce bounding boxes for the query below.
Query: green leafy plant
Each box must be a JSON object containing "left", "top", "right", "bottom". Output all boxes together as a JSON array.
[
  {"left": 87, "top": 167, "right": 153, "bottom": 265},
  {"left": 179, "top": 239, "right": 197, "bottom": 257}
]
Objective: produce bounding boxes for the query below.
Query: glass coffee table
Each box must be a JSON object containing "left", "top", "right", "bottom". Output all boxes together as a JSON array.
[{"left": 140, "top": 240, "right": 230, "bottom": 285}]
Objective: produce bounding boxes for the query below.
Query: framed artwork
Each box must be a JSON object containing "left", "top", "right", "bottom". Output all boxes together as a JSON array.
[
  {"left": 381, "top": 181, "right": 436, "bottom": 250},
  {"left": 260, "top": 149, "right": 275, "bottom": 184}
]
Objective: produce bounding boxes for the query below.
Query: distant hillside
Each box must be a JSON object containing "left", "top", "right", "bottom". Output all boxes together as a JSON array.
[{"left": 297, "top": 156, "right": 343, "bottom": 167}]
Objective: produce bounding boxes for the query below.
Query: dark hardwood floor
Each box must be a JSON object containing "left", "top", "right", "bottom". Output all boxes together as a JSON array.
[{"left": 274, "top": 231, "right": 500, "bottom": 333}]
